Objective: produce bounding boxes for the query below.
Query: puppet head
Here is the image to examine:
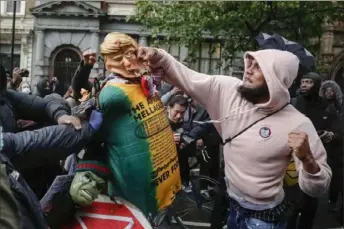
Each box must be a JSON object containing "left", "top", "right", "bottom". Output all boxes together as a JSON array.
[
  {"left": 100, "top": 32, "right": 141, "bottom": 79},
  {"left": 70, "top": 159, "right": 110, "bottom": 206}
]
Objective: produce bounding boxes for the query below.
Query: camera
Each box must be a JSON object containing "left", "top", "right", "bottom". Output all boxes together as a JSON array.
[
  {"left": 175, "top": 128, "right": 196, "bottom": 147},
  {"left": 19, "top": 69, "right": 29, "bottom": 77},
  {"left": 181, "top": 134, "right": 195, "bottom": 146}
]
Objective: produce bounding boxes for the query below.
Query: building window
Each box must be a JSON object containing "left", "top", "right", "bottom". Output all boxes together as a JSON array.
[
  {"left": 6, "top": 1, "right": 21, "bottom": 13},
  {"left": 0, "top": 54, "right": 21, "bottom": 72},
  {"left": 0, "top": 44, "right": 21, "bottom": 71},
  {"left": 190, "top": 42, "right": 222, "bottom": 75},
  {"left": 0, "top": 1, "right": 25, "bottom": 15}
]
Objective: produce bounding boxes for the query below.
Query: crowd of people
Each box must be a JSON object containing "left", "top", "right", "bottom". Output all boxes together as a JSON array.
[{"left": 0, "top": 32, "right": 342, "bottom": 229}]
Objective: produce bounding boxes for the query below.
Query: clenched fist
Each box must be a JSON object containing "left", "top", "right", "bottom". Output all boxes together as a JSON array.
[
  {"left": 137, "top": 47, "right": 161, "bottom": 63},
  {"left": 83, "top": 49, "right": 97, "bottom": 66},
  {"left": 288, "top": 131, "right": 312, "bottom": 162}
]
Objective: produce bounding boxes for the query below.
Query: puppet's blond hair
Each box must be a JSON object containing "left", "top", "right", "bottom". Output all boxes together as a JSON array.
[{"left": 100, "top": 32, "right": 138, "bottom": 55}]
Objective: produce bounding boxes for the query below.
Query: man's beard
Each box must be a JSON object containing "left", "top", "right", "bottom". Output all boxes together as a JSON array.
[{"left": 237, "top": 84, "right": 269, "bottom": 104}]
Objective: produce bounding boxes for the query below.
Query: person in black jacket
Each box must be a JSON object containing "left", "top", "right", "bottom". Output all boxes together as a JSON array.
[
  {"left": 0, "top": 65, "right": 81, "bottom": 134},
  {"left": 319, "top": 80, "right": 343, "bottom": 114},
  {"left": 1, "top": 64, "right": 86, "bottom": 197},
  {"left": 71, "top": 49, "right": 95, "bottom": 102},
  {"left": 0, "top": 109, "right": 103, "bottom": 229},
  {"left": 289, "top": 72, "right": 339, "bottom": 229},
  {"left": 0, "top": 161, "right": 20, "bottom": 229},
  {"left": 319, "top": 80, "right": 343, "bottom": 213}
]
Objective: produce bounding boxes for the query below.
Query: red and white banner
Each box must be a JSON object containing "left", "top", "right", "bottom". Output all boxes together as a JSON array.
[{"left": 62, "top": 195, "right": 152, "bottom": 229}]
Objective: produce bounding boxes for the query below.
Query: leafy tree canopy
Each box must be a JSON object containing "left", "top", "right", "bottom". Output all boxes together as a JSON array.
[{"left": 130, "top": 1, "right": 344, "bottom": 66}]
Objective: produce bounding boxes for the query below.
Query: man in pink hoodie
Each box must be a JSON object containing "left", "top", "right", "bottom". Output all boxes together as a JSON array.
[{"left": 136, "top": 47, "right": 332, "bottom": 229}]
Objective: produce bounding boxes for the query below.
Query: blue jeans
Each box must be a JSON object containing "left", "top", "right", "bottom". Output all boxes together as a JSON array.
[{"left": 227, "top": 203, "right": 287, "bottom": 229}]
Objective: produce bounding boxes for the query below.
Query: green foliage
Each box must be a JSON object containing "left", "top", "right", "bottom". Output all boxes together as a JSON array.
[{"left": 130, "top": 1, "right": 344, "bottom": 67}]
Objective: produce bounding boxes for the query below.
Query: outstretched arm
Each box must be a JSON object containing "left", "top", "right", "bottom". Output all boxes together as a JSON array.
[
  {"left": 71, "top": 61, "right": 93, "bottom": 100},
  {"left": 2, "top": 123, "right": 94, "bottom": 162},
  {"left": 7, "top": 89, "right": 70, "bottom": 124},
  {"left": 138, "top": 47, "right": 241, "bottom": 116},
  {"left": 2, "top": 110, "right": 103, "bottom": 168},
  {"left": 71, "top": 50, "right": 96, "bottom": 100}
]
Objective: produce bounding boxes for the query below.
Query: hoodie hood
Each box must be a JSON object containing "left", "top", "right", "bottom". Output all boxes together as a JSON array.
[
  {"left": 243, "top": 49, "right": 299, "bottom": 113},
  {"left": 301, "top": 72, "right": 322, "bottom": 98},
  {"left": 36, "top": 78, "right": 51, "bottom": 97},
  {"left": 319, "top": 80, "right": 343, "bottom": 105}
]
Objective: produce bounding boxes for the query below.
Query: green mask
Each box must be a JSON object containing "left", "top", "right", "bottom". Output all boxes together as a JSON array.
[{"left": 70, "top": 171, "right": 106, "bottom": 206}]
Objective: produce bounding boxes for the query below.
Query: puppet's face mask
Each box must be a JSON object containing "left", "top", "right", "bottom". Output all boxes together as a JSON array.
[
  {"left": 104, "top": 45, "right": 142, "bottom": 79},
  {"left": 70, "top": 171, "right": 106, "bottom": 206}
]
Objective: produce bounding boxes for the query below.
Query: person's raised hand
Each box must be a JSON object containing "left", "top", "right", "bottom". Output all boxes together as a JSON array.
[
  {"left": 320, "top": 131, "right": 334, "bottom": 143},
  {"left": 171, "top": 87, "right": 183, "bottom": 96},
  {"left": 83, "top": 49, "right": 97, "bottom": 66},
  {"left": 12, "top": 67, "right": 22, "bottom": 85},
  {"left": 173, "top": 132, "right": 181, "bottom": 145},
  {"left": 137, "top": 47, "right": 161, "bottom": 63}
]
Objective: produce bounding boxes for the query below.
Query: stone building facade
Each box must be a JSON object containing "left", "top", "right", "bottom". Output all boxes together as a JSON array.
[
  {"left": 1, "top": 1, "right": 343, "bottom": 93},
  {"left": 320, "top": 21, "right": 344, "bottom": 91},
  {"left": 0, "top": 0, "right": 35, "bottom": 76},
  {"left": 29, "top": 0, "right": 234, "bottom": 94}
]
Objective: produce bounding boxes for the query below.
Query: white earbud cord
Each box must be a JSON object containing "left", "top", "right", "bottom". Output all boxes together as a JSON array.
[
  {"left": 191, "top": 103, "right": 323, "bottom": 149},
  {"left": 193, "top": 103, "right": 257, "bottom": 124}
]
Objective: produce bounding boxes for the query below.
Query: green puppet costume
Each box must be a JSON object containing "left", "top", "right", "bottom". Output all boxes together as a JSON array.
[{"left": 98, "top": 32, "right": 181, "bottom": 217}]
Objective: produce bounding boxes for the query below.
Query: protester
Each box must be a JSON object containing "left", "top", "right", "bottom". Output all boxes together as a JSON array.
[
  {"left": 71, "top": 49, "right": 95, "bottom": 101},
  {"left": 0, "top": 161, "right": 20, "bottom": 229},
  {"left": 36, "top": 77, "right": 53, "bottom": 97},
  {"left": 0, "top": 64, "right": 79, "bottom": 134},
  {"left": 7, "top": 67, "right": 23, "bottom": 90},
  {"left": 0, "top": 108, "right": 103, "bottom": 229},
  {"left": 18, "top": 81, "right": 32, "bottom": 94},
  {"left": 167, "top": 95, "right": 190, "bottom": 190},
  {"left": 137, "top": 47, "right": 331, "bottom": 229},
  {"left": 319, "top": 81, "right": 343, "bottom": 213},
  {"left": 319, "top": 80, "right": 343, "bottom": 114},
  {"left": 289, "top": 72, "right": 339, "bottom": 229},
  {"left": 161, "top": 86, "right": 183, "bottom": 105}
]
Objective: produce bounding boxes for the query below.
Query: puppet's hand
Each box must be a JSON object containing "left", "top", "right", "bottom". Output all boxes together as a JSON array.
[{"left": 89, "top": 110, "right": 103, "bottom": 131}]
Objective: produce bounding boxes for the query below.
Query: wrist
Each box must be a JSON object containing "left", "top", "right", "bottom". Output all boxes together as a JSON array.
[
  {"left": 301, "top": 154, "right": 320, "bottom": 174},
  {"left": 300, "top": 154, "right": 315, "bottom": 164},
  {"left": 56, "top": 113, "right": 67, "bottom": 123}
]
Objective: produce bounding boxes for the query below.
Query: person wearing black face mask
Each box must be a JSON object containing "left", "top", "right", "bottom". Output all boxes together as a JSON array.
[
  {"left": 36, "top": 77, "right": 52, "bottom": 97},
  {"left": 287, "top": 72, "right": 340, "bottom": 229}
]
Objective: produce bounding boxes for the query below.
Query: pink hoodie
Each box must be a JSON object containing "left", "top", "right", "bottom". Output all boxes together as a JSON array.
[{"left": 152, "top": 49, "right": 331, "bottom": 206}]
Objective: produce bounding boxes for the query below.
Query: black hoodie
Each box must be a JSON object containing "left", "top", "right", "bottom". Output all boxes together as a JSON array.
[
  {"left": 36, "top": 78, "right": 52, "bottom": 98},
  {"left": 291, "top": 72, "right": 334, "bottom": 131}
]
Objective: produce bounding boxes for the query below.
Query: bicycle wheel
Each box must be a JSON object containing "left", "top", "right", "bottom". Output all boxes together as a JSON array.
[{"left": 170, "top": 175, "right": 221, "bottom": 229}]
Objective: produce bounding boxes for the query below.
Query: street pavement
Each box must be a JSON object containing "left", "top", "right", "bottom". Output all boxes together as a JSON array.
[{"left": 169, "top": 192, "right": 342, "bottom": 229}]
